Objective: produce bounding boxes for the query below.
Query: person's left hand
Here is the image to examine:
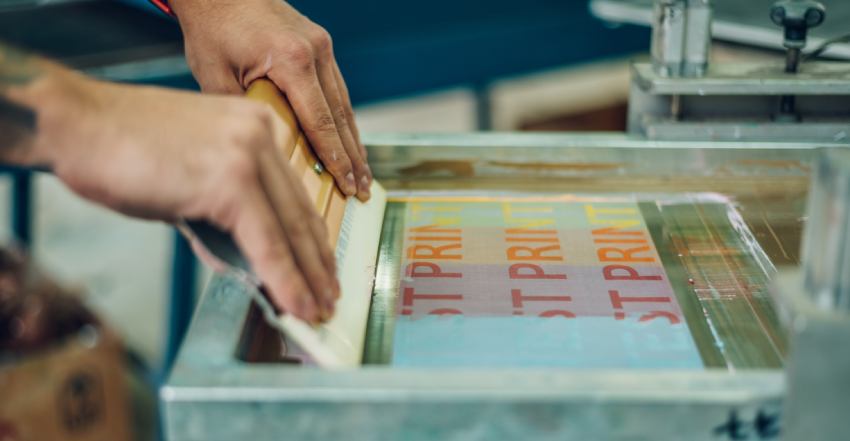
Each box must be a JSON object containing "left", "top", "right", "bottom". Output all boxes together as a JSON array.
[{"left": 170, "top": 0, "right": 372, "bottom": 201}]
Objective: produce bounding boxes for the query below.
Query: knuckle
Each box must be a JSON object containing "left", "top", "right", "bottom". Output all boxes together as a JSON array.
[
  {"left": 274, "top": 278, "right": 307, "bottom": 312},
  {"left": 323, "top": 154, "right": 351, "bottom": 176},
  {"left": 222, "top": 148, "right": 258, "bottom": 187},
  {"left": 308, "top": 113, "right": 337, "bottom": 135},
  {"left": 342, "top": 105, "right": 356, "bottom": 121},
  {"left": 281, "top": 38, "right": 315, "bottom": 73},
  {"left": 333, "top": 106, "right": 349, "bottom": 127},
  {"left": 256, "top": 236, "right": 288, "bottom": 266},
  {"left": 228, "top": 107, "right": 275, "bottom": 151},
  {"left": 289, "top": 219, "right": 311, "bottom": 238},
  {"left": 286, "top": 276, "right": 315, "bottom": 309},
  {"left": 349, "top": 155, "right": 369, "bottom": 174},
  {"left": 309, "top": 27, "right": 333, "bottom": 56},
  {"left": 326, "top": 165, "right": 350, "bottom": 181}
]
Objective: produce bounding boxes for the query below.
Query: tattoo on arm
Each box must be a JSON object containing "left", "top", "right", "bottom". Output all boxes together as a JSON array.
[
  {"left": 0, "top": 42, "right": 41, "bottom": 155},
  {"left": 0, "top": 42, "right": 42, "bottom": 88}
]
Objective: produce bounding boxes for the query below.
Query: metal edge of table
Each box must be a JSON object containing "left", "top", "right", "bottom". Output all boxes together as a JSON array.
[{"left": 160, "top": 134, "right": 819, "bottom": 439}]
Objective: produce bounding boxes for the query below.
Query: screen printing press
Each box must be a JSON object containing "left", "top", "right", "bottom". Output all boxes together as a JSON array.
[
  {"left": 161, "top": 2, "right": 850, "bottom": 438},
  {"left": 161, "top": 128, "right": 850, "bottom": 440}
]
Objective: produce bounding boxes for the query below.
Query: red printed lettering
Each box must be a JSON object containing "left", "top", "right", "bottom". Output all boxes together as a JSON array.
[
  {"left": 597, "top": 246, "right": 654, "bottom": 263},
  {"left": 608, "top": 290, "right": 670, "bottom": 309},
  {"left": 509, "top": 263, "right": 567, "bottom": 280},
  {"left": 507, "top": 245, "right": 563, "bottom": 261},
  {"left": 639, "top": 311, "right": 680, "bottom": 324},
  {"left": 406, "top": 262, "right": 462, "bottom": 279},
  {"left": 603, "top": 265, "right": 662, "bottom": 281},
  {"left": 512, "top": 288, "right": 571, "bottom": 308},
  {"left": 407, "top": 243, "right": 462, "bottom": 260}
]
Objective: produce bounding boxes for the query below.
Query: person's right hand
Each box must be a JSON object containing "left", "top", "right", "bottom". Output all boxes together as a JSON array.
[
  {"left": 4, "top": 65, "right": 339, "bottom": 324},
  {"left": 170, "top": 0, "right": 372, "bottom": 202}
]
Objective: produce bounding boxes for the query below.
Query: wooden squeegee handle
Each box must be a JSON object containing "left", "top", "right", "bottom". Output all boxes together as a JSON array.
[
  {"left": 244, "top": 79, "right": 304, "bottom": 155},
  {"left": 243, "top": 78, "right": 347, "bottom": 236}
]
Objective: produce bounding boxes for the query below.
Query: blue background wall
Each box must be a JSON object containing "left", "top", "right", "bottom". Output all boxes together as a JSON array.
[{"left": 124, "top": 0, "right": 649, "bottom": 103}]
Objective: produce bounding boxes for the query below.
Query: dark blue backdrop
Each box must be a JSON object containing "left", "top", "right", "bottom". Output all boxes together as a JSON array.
[{"left": 127, "top": 0, "right": 649, "bottom": 103}]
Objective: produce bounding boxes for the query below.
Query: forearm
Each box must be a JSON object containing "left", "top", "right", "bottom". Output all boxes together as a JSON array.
[
  {"left": 3, "top": 36, "right": 341, "bottom": 323},
  {"left": 168, "top": 0, "right": 253, "bottom": 29}
]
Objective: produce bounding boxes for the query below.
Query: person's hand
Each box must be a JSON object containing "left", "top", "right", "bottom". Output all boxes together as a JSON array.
[
  {"left": 5, "top": 66, "right": 339, "bottom": 324},
  {"left": 170, "top": 0, "right": 372, "bottom": 201}
]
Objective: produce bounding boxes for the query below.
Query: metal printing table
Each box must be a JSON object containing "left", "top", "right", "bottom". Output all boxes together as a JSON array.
[{"left": 161, "top": 133, "right": 841, "bottom": 441}]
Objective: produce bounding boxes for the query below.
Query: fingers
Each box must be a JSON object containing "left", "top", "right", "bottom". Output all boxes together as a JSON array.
[
  {"left": 275, "top": 142, "right": 339, "bottom": 278},
  {"left": 267, "top": 65, "right": 358, "bottom": 198},
  {"left": 217, "top": 106, "right": 338, "bottom": 324},
  {"left": 256, "top": 144, "right": 339, "bottom": 320},
  {"left": 230, "top": 175, "right": 321, "bottom": 323},
  {"left": 266, "top": 34, "right": 372, "bottom": 201},
  {"left": 314, "top": 54, "right": 371, "bottom": 201},
  {"left": 331, "top": 60, "right": 367, "bottom": 161},
  {"left": 273, "top": 146, "right": 339, "bottom": 299}
]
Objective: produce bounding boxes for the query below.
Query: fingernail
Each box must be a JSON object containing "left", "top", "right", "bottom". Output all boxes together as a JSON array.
[
  {"left": 344, "top": 172, "right": 357, "bottom": 196},
  {"left": 358, "top": 175, "right": 371, "bottom": 201}
]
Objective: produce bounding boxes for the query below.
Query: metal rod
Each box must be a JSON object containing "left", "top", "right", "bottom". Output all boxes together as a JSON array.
[{"left": 785, "top": 47, "right": 801, "bottom": 73}]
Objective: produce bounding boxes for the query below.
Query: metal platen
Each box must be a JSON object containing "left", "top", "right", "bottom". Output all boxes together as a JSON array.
[{"left": 162, "top": 134, "right": 823, "bottom": 440}]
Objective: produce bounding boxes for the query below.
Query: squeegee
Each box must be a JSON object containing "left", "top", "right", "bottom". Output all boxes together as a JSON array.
[{"left": 179, "top": 79, "right": 386, "bottom": 368}]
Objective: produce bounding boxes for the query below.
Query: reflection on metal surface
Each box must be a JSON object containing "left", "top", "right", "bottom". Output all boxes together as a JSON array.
[
  {"left": 362, "top": 203, "right": 405, "bottom": 364},
  {"left": 644, "top": 200, "right": 786, "bottom": 368},
  {"left": 802, "top": 148, "right": 850, "bottom": 312}
]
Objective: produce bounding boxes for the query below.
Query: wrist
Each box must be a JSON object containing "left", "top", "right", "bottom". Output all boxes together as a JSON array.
[
  {"left": 169, "top": 0, "right": 268, "bottom": 30},
  {"left": 169, "top": 0, "right": 229, "bottom": 26}
]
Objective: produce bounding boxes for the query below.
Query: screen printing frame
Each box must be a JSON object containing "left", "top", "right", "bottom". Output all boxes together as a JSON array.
[{"left": 162, "top": 133, "right": 825, "bottom": 441}]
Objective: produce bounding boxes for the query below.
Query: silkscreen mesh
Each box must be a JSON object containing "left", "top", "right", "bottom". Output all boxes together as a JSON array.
[{"left": 390, "top": 194, "right": 703, "bottom": 368}]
